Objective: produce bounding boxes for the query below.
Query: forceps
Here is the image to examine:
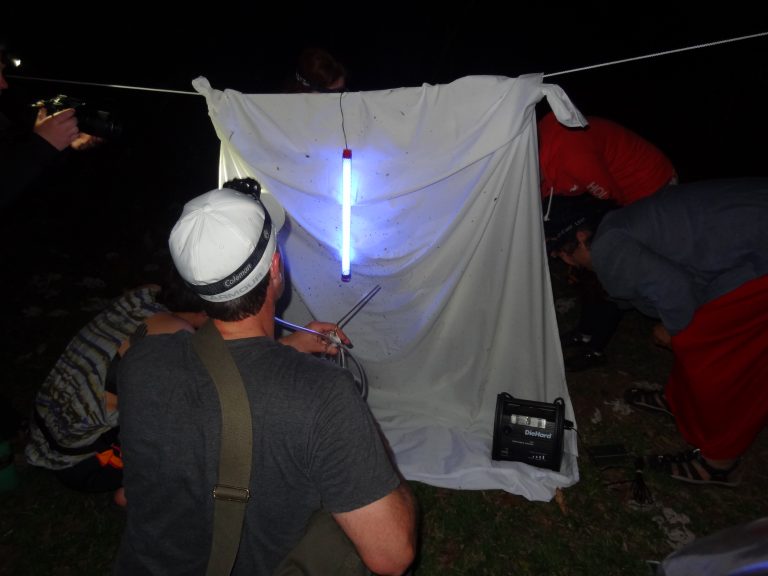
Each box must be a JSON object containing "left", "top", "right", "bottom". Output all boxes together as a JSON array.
[{"left": 274, "top": 284, "right": 382, "bottom": 345}]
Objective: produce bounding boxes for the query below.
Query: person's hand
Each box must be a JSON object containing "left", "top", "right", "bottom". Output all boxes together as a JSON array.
[
  {"left": 652, "top": 323, "right": 672, "bottom": 350},
  {"left": 33, "top": 107, "right": 80, "bottom": 151},
  {"left": 70, "top": 132, "right": 104, "bottom": 150},
  {"left": 280, "top": 321, "right": 352, "bottom": 356}
]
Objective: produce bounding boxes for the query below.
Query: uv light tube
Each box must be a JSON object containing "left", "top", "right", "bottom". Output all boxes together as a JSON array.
[{"left": 341, "top": 148, "right": 352, "bottom": 282}]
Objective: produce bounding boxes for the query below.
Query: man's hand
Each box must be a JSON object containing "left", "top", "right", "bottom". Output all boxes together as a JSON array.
[
  {"left": 279, "top": 321, "right": 352, "bottom": 355},
  {"left": 70, "top": 132, "right": 104, "bottom": 150},
  {"left": 33, "top": 108, "right": 80, "bottom": 151},
  {"left": 652, "top": 323, "right": 672, "bottom": 350}
]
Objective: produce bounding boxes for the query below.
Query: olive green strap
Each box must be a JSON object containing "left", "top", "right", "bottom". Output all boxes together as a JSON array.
[{"left": 191, "top": 320, "right": 253, "bottom": 576}]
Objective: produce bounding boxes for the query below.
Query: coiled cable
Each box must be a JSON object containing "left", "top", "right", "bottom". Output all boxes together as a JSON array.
[{"left": 322, "top": 345, "right": 368, "bottom": 400}]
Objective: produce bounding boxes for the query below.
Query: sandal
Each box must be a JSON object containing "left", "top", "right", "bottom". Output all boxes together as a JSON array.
[
  {"left": 652, "top": 449, "right": 742, "bottom": 487},
  {"left": 624, "top": 388, "right": 673, "bottom": 416}
]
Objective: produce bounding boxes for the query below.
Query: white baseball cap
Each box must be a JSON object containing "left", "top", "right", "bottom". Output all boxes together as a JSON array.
[{"left": 169, "top": 186, "right": 285, "bottom": 302}]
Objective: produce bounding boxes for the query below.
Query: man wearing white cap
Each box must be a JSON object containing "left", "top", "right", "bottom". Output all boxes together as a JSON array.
[{"left": 114, "top": 180, "right": 417, "bottom": 575}]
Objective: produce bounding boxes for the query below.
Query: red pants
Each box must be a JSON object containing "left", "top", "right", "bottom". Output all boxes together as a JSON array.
[{"left": 666, "top": 274, "right": 768, "bottom": 460}]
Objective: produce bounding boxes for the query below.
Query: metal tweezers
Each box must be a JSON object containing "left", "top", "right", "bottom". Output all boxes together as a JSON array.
[{"left": 274, "top": 284, "right": 381, "bottom": 344}]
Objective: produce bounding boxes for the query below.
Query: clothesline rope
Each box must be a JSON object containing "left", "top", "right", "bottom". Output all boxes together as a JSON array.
[
  {"left": 8, "top": 31, "right": 767, "bottom": 93},
  {"left": 543, "top": 31, "right": 768, "bottom": 78},
  {"left": 6, "top": 76, "right": 199, "bottom": 95}
]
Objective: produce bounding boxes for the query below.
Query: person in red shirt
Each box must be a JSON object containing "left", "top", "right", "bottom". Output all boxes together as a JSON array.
[
  {"left": 539, "top": 113, "right": 677, "bottom": 371},
  {"left": 539, "top": 112, "right": 677, "bottom": 206}
]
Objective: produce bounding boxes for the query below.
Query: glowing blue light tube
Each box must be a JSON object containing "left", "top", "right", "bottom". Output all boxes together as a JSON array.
[{"left": 341, "top": 148, "right": 352, "bottom": 282}]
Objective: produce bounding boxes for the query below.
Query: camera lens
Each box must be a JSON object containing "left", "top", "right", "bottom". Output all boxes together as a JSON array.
[{"left": 78, "top": 109, "right": 122, "bottom": 139}]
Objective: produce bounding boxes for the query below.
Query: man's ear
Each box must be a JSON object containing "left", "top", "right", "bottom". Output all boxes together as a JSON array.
[{"left": 270, "top": 251, "right": 282, "bottom": 282}]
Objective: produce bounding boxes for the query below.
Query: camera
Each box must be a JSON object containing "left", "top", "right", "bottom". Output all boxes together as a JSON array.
[{"left": 32, "top": 94, "right": 122, "bottom": 139}]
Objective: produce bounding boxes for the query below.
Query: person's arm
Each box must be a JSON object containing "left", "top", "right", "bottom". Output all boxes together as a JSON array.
[
  {"left": 652, "top": 323, "right": 672, "bottom": 349},
  {"left": 311, "top": 370, "right": 417, "bottom": 574},
  {"left": 333, "top": 482, "right": 417, "bottom": 576},
  {"left": 115, "top": 310, "right": 195, "bottom": 358},
  {"left": 144, "top": 312, "right": 196, "bottom": 335},
  {"left": 0, "top": 108, "right": 82, "bottom": 207},
  {"left": 0, "top": 114, "right": 57, "bottom": 207}
]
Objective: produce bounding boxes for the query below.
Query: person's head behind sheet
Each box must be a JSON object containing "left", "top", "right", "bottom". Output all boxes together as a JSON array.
[{"left": 289, "top": 47, "right": 346, "bottom": 93}]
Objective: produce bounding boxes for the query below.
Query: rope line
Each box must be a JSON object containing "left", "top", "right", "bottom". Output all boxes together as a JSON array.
[
  {"left": 8, "top": 31, "right": 768, "bottom": 92},
  {"left": 6, "top": 75, "right": 200, "bottom": 96},
  {"left": 544, "top": 31, "right": 767, "bottom": 78}
]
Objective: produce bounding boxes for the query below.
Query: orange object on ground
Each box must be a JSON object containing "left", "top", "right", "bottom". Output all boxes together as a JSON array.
[{"left": 95, "top": 446, "right": 124, "bottom": 469}]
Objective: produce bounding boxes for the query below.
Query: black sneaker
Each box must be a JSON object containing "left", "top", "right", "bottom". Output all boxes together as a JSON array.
[
  {"left": 565, "top": 349, "right": 606, "bottom": 372},
  {"left": 560, "top": 330, "right": 592, "bottom": 349}
]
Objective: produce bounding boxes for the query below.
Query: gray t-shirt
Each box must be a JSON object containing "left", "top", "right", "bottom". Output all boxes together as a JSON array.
[{"left": 114, "top": 331, "right": 400, "bottom": 575}]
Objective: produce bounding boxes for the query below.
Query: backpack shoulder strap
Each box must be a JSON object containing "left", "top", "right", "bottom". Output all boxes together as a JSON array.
[{"left": 191, "top": 320, "right": 253, "bottom": 576}]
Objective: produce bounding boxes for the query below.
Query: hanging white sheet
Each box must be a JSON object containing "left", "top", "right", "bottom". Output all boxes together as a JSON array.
[{"left": 193, "top": 74, "right": 584, "bottom": 501}]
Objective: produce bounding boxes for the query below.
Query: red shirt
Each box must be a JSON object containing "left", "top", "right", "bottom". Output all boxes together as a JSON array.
[{"left": 538, "top": 113, "right": 676, "bottom": 205}]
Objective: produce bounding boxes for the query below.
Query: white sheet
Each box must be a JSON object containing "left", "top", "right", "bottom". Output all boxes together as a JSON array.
[{"left": 193, "top": 74, "right": 583, "bottom": 501}]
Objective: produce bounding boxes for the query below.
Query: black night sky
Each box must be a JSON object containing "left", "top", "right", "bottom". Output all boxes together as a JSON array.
[
  {"left": 6, "top": 9, "right": 767, "bottom": 175},
  {"left": 2, "top": 9, "right": 767, "bottom": 275}
]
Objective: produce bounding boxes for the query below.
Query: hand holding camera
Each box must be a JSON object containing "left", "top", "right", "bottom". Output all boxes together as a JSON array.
[
  {"left": 31, "top": 94, "right": 122, "bottom": 146},
  {"left": 33, "top": 106, "right": 79, "bottom": 151}
]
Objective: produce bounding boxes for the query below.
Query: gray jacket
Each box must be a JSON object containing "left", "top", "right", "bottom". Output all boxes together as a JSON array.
[{"left": 591, "top": 179, "right": 768, "bottom": 334}]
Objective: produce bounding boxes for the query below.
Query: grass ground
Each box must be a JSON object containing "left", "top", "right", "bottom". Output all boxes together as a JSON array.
[{"left": 2, "top": 234, "right": 767, "bottom": 576}]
